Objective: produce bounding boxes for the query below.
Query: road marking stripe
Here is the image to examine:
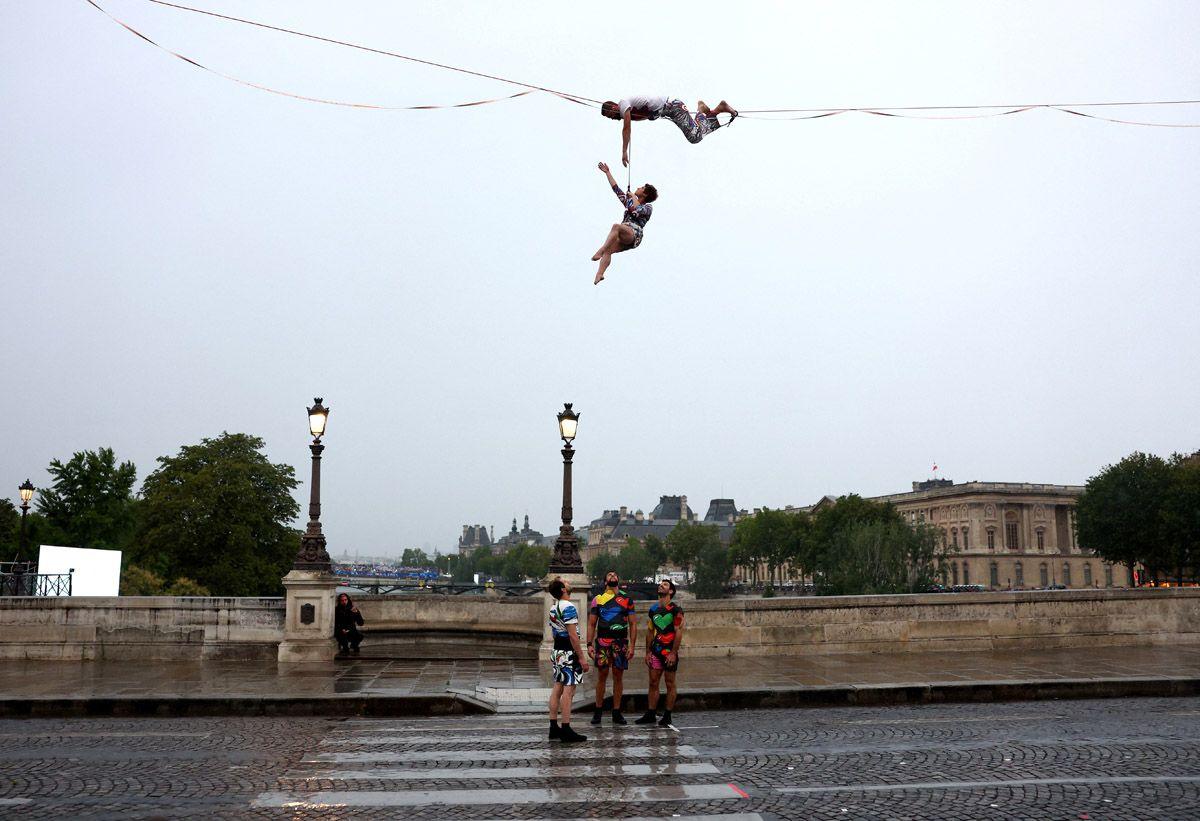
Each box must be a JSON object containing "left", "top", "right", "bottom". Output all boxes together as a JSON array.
[
  {"left": 323, "top": 731, "right": 665, "bottom": 744},
  {"left": 0, "top": 732, "right": 211, "bottom": 739},
  {"left": 464, "top": 817, "right": 762, "bottom": 821},
  {"left": 776, "top": 775, "right": 1200, "bottom": 794},
  {"left": 253, "top": 783, "right": 745, "bottom": 807},
  {"left": 305, "top": 744, "right": 699, "bottom": 763},
  {"left": 289, "top": 762, "right": 722, "bottom": 780}
]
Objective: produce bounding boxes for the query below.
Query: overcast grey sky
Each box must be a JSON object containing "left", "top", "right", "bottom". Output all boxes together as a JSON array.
[{"left": 4, "top": 1, "right": 1198, "bottom": 557}]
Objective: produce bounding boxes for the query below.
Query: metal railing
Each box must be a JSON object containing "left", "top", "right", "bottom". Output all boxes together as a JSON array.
[
  {"left": 337, "top": 579, "right": 543, "bottom": 597},
  {"left": 0, "top": 568, "right": 73, "bottom": 597}
]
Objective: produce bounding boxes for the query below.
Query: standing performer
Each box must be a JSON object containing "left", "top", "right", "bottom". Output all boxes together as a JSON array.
[
  {"left": 592, "top": 162, "right": 656, "bottom": 285},
  {"left": 635, "top": 579, "right": 685, "bottom": 728},
  {"left": 601, "top": 96, "right": 738, "bottom": 165},
  {"left": 587, "top": 570, "right": 637, "bottom": 724},
  {"left": 547, "top": 577, "right": 589, "bottom": 743}
]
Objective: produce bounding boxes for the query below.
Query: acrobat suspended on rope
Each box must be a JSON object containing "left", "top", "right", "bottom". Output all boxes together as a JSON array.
[
  {"left": 601, "top": 96, "right": 738, "bottom": 166},
  {"left": 592, "top": 162, "right": 656, "bottom": 285}
]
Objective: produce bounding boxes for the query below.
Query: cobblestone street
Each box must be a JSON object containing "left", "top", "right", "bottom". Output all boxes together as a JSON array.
[{"left": 0, "top": 697, "right": 1196, "bottom": 819}]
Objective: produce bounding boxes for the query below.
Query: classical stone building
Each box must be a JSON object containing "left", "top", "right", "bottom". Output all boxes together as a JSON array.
[
  {"left": 456, "top": 524, "right": 492, "bottom": 556},
  {"left": 583, "top": 495, "right": 745, "bottom": 566},
  {"left": 491, "top": 515, "right": 548, "bottom": 555},
  {"left": 866, "top": 479, "right": 1131, "bottom": 590}
]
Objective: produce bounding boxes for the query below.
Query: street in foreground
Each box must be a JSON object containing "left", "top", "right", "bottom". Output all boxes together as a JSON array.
[{"left": 0, "top": 697, "right": 1197, "bottom": 819}]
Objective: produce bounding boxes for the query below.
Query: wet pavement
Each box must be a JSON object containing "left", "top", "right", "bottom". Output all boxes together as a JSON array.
[
  {"left": 0, "top": 698, "right": 1198, "bottom": 818},
  {"left": 0, "top": 645, "right": 1197, "bottom": 716}
]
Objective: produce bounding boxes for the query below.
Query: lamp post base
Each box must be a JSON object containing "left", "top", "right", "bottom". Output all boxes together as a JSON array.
[{"left": 278, "top": 569, "right": 338, "bottom": 663}]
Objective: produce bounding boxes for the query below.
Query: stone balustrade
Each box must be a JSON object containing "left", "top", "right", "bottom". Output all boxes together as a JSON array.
[{"left": 1, "top": 588, "right": 1195, "bottom": 662}]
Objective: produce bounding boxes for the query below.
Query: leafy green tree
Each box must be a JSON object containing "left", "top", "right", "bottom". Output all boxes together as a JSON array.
[
  {"left": 121, "top": 564, "right": 166, "bottom": 595},
  {"left": 692, "top": 538, "right": 733, "bottom": 598},
  {"left": 814, "top": 520, "right": 945, "bottom": 595},
  {"left": 401, "top": 548, "right": 432, "bottom": 567},
  {"left": 502, "top": 544, "right": 551, "bottom": 582},
  {"left": 643, "top": 534, "right": 667, "bottom": 573},
  {"left": 0, "top": 499, "right": 18, "bottom": 561},
  {"left": 36, "top": 447, "right": 138, "bottom": 550},
  {"left": 587, "top": 551, "right": 616, "bottom": 582},
  {"left": 120, "top": 564, "right": 212, "bottom": 596},
  {"left": 132, "top": 433, "right": 300, "bottom": 596},
  {"left": 1161, "top": 454, "right": 1200, "bottom": 583},
  {"left": 613, "top": 539, "right": 657, "bottom": 584},
  {"left": 164, "top": 576, "right": 210, "bottom": 596},
  {"left": 667, "top": 522, "right": 720, "bottom": 583},
  {"left": 1076, "top": 452, "right": 1175, "bottom": 580},
  {"left": 731, "top": 508, "right": 809, "bottom": 587}
]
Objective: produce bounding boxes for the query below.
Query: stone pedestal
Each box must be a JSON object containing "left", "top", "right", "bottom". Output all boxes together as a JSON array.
[
  {"left": 277, "top": 569, "right": 337, "bottom": 663},
  {"left": 539, "top": 572, "right": 590, "bottom": 661}
]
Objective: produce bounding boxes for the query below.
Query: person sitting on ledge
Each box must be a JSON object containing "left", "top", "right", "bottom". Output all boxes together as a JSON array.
[{"left": 334, "top": 592, "right": 364, "bottom": 656}]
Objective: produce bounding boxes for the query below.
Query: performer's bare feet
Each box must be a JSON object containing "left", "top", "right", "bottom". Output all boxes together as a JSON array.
[{"left": 594, "top": 272, "right": 605, "bottom": 285}]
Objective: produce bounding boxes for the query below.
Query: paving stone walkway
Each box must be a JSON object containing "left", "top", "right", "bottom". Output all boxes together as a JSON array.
[
  {"left": 1, "top": 698, "right": 1198, "bottom": 817},
  {"left": 0, "top": 646, "right": 1197, "bottom": 716}
]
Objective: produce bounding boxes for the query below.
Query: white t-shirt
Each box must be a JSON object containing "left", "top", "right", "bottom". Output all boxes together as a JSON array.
[{"left": 619, "top": 95, "right": 670, "bottom": 119}]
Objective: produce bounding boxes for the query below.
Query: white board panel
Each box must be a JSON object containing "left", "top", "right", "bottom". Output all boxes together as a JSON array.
[{"left": 37, "top": 545, "right": 122, "bottom": 596}]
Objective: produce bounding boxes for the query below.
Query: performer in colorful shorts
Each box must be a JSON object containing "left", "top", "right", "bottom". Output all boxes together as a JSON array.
[
  {"left": 600, "top": 95, "right": 738, "bottom": 167},
  {"left": 635, "top": 578, "right": 685, "bottom": 728},
  {"left": 547, "top": 576, "right": 589, "bottom": 743},
  {"left": 592, "top": 161, "right": 657, "bottom": 285},
  {"left": 587, "top": 570, "right": 637, "bottom": 725}
]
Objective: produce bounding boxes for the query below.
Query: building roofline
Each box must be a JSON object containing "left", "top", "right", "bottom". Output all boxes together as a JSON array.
[{"left": 866, "top": 481, "right": 1084, "bottom": 504}]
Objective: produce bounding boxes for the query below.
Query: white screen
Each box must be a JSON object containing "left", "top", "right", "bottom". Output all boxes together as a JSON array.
[{"left": 36, "top": 545, "right": 122, "bottom": 597}]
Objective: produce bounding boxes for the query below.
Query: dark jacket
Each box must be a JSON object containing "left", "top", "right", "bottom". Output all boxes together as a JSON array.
[{"left": 335, "top": 599, "right": 365, "bottom": 633}]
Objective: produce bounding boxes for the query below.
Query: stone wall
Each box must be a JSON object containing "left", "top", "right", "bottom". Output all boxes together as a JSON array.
[
  {"left": 681, "top": 588, "right": 1200, "bottom": 657},
  {"left": 0, "top": 597, "right": 284, "bottom": 661},
  {"left": 1, "top": 589, "right": 1196, "bottom": 661},
  {"left": 351, "top": 594, "right": 544, "bottom": 659}
]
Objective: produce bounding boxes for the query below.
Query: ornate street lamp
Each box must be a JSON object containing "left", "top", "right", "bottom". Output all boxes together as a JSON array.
[
  {"left": 15, "top": 480, "right": 34, "bottom": 566},
  {"left": 293, "top": 398, "right": 332, "bottom": 571},
  {"left": 548, "top": 403, "right": 584, "bottom": 574}
]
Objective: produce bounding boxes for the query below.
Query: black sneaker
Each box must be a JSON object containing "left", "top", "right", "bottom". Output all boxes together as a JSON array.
[
  {"left": 590, "top": 708, "right": 603, "bottom": 725},
  {"left": 558, "top": 724, "right": 588, "bottom": 743},
  {"left": 658, "top": 710, "right": 673, "bottom": 728},
  {"left": 612, "top": 710, "right": 627, "bottom": 725},
  {"left": 548, "top": 721, "right": 561, "bottom": 740},
  {"left": 634, "top": 710, "right": 658, "bottom": 725}
]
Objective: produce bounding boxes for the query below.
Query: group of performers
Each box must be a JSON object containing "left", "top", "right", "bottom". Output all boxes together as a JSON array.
[
  {"left": 547, "top": 572, "right": 685, "bottom": 742},
  {"left": 592, "top": 96, "right": 737, "bottom": 284}
]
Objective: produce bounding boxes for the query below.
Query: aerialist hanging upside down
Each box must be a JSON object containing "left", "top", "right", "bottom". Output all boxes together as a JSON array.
[
  {"left": 592, "top": 162, "right": 656, "bottom": 285},
  {"left": 601, "top": 96, "right": 738, "bottom": 166}
]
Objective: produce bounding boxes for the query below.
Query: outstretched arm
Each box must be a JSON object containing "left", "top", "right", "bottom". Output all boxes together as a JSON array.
[
  {"left": 598, "top": 161, "right": 618, "bottom": 191},
  {"left": 621, "top": 111, "right": 632, "bottom": 167}
]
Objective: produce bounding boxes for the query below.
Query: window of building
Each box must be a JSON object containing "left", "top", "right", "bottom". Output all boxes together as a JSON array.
[
  {"left": 962, "top": 562, "right": 970, "bottom": 585},
  {"left": 1005, "top": 522, "right": 1019, "bottom": 551},
  {"left": 952, "top": 528, "right": 958, "bottom": 549},
  {"left": 1036, "top": 530, "right": 1045, "bottom": 552},
  {"left": 1105, "top": 564, "right": 1114, "bottom": 587},
  {"left": 989, "top": 562, "right": 999, "bottom": 588},
  {"left": 1014, "top": 562, "right": 1024, "bottom": 587},
  {"left": 963, "top": 527, "right": 970, "bottom": 549},
  {"left": 1040, "top": 563, "right": 1049, "bottom": 588},
  {"left": 987, "top": 528, "right": 996, "bottom": 551},
  {"left": 1083, "top": 563, "right": 1093, "bottom": 586},
  {"left": 1062, "top": 563, "right": 1072, "bottom": 587},
  {"left": 951, "top": 562, "right": 959, "bottom": 585}
]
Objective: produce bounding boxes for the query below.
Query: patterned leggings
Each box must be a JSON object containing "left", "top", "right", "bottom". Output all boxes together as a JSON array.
[{"left": 662, "top": 100, "right": 719, "bottom": 144}]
